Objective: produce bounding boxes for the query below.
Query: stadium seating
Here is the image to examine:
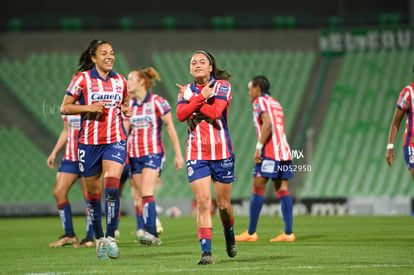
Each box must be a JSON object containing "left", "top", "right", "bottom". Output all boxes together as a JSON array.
[
  {"left": 0, "top": 127, "right": 84, "bottom": 203},
  {"left": 0, "top": 52, "right": 130, "bottom": 138},
  {"left": 151, "top": 50, "right": 316, "bottom": 199},
  {"left": 299, "top": 49, "right": 414, "bottom": 198}
]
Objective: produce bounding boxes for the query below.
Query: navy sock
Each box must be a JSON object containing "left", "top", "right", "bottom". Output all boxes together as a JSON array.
[
  {"left": 248, "top": 188, "right": 265, "bottom": 234},
  {"left": 142, "top": 196, "right": 157, "bottom": 236},
  {"left": 279, "top": 195, "right": 293, "bottom": 234},
  {"left": 85, "top": 209, "right": 94, "bottom": 239},
  {"left": 58, "top": 201, "right": 75, "bottom": 236},
  {"left": 86, "top": 193, "right": 104, "bottom": 239}
]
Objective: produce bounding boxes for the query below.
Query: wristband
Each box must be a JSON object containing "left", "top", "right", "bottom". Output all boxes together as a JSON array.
[
  {"left": 256, "top": 142, "right": 264, "bottom": 150},
  {"left": 387, "top": 144, "right": 394, "bottom": 150}
]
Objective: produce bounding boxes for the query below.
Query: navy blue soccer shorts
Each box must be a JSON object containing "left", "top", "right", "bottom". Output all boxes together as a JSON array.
[
  {"left": 403, "top": 146, "right": 414, "bottom": 168},
  {"left": 129, "top": 153, "right": 165, "bottom": 175},
  {"left": 58, "top": 159, "right": 81, "bottom": 175},
  {"left": 253, "top": 158, "right": 293, "bottom": 179},
  {"left": 77, "top": 140, "right": 127, "bottom": 177},
  {"left": 186, "top": 155, "right": 235, "bottom": 183}
]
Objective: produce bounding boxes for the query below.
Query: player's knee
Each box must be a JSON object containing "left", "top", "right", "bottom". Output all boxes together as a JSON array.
[
  {"left": 215, "top": 198, "right": 231, "bottom": 211},
  {"left": 195, "top": 196, "right": 211, "bottom": 212}
]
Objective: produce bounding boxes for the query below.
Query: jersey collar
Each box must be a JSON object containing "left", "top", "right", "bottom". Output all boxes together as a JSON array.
[
  {"left": 133, "top": 91, "right": 151, "bottom": 106},
  {"left": 190, "top": 76, "right": 216, "bottom": 93},
  {"left": 90, "top": 67, "right": 117, "bottom": 81}
]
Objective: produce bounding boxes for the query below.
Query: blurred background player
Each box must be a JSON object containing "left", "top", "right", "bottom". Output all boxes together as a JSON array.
[
  {"left": 125, "top": 67, "right": 184, "bottom": 246},
  {"left": 176, "top": 50, "right": 237, "bottom": 265},
  {"left": 235, "top": 75, "right": 295, "bottom": 243},
  {"left": 386, "top": 75, "right": 414, "bottom": 178},
  {"left": 113, "top": 139, "right": 164, "bottom": 239},
  {"left": 47, "top": 112, "right": 94, "bottom": 247},
  {"left": 60, "top": 39, "right": 131, "bottom": 259}
]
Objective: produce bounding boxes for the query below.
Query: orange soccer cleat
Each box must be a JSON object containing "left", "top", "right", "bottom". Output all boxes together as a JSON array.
[
  {"left": 270, "top": 232, "right": 295, "bottom": 242},
  {"left": 49, "top": 234, "right": 78, "bottom": 247},
  {"left": 235, "top": 230, "right": 258, "bottom": 242}
]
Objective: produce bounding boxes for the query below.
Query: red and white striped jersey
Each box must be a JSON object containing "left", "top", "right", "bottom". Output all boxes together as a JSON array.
[
  {"left": 252, "top": 94, "right": 291, "bottom": 161},
  {"left": 128, "top": 93, "right": 171, "bottom": 158},
  {"left": 397, "top": 83, "right": 414, "bottom": 147},
  {"left": 65, "top": 68, "right": 128, "bottom": 145},
  {"left": 62, "top": 114, "right": 81, "bottom": 161},
  {"left": 177, "top": 79, "right": 234, "bottom": 160}
]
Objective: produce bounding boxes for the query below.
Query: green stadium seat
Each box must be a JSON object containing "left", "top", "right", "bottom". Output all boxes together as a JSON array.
[
  {"left": 119, "top": 17, "right": 132, "bottom": 31},
  {"left": 163, "top": 16, "right": 176, "bottom": 31},
  {"left": 211, "top": 16, "right": 235, "bottom": 30},
  {"left": 273, "top": 16, "right": 296, "bottom": 29},
  {"left": 7, "top": 18, "right": 22, "bottom": 32},
  {"left": 60, "top": 17, "right": 83, "bottom": 31}
]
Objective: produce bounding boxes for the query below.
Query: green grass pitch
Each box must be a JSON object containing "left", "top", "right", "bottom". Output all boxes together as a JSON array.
[{"left": 0, "top": 215, "right": 413, "bottom": 274}]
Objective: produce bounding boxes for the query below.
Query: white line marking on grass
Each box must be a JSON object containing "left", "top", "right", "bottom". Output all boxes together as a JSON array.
[{"left": 26, "top": 263, "right": 414, "bottom": 274}]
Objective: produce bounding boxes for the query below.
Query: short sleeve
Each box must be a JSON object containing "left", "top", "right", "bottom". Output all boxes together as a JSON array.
[
  {"left": 155, "top": 95, "right": 171, "bottom": 116},
  {"left": 66, "top": 73, "right": 85, "bottom": 99},
  {"left": 214, "top": 80, "right": 231, "bottom": 101},
  {"left": 397, "top": 86, "right": 411, "bottom": 111}
]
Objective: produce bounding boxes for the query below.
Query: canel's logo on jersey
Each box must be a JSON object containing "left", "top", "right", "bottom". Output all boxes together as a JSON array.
[
  {"left": 91, "top": 92, "right": 122, "bottom": 101},
  {"left": 130, "top": 116, "right": 153, "bottom": 123}
]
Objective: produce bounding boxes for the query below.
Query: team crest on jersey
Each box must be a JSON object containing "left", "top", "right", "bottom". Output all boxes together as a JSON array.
[{"left": 187, "top": 166, "right": 194, "bottom": 177}]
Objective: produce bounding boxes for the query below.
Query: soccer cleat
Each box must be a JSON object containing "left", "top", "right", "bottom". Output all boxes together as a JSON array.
[
  {"left": 197, "top": 251, "right": 215, "bottom": 265},
  {"left": 156, "top": 217, "right": 164, "bottom": 235},
  {"left": 49, "top": 234, "right": 78, "bottom": 247},
  {"left": 96, "top": 237, "right": 108, "bottom": 259},
  {"left": 74, "top": 237, "right": 94, "bottom": 247},
  {"left": 139, "top": 232, "right": 161, "bottom": 246},
  {"left": 225, "top": 231, "right": 237, "bottom": 258},
  {"left": 270, "top": 232, "right": 295, "bottom": 242},
  {"left": 235, "top": 230, "right": 258, "bottom": 242},
  {"left": 134, "top": 229, "right": 145, "bottom": 244},
  {"left": 105, "top": 236, "right": 120, "bottom": 258}
]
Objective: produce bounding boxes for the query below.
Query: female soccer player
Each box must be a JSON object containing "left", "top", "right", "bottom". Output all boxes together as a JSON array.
[
  {"left": 176, "top": 50, "right": 237, "bottom": 265},
  {"left": 125, "top": 67, "right": 184, "bottom": 246},
  {"left": 386, "top": 81, "right": 414, "bottom": 178},
  {"left": 235, "top": 75, "right": 295, "bottom": 242},
  {"left": 47, "top": 113, "right": 94, "bottom": 248},
  {"left": 60, "top": 39, "right": 130, "bottom": 259}
]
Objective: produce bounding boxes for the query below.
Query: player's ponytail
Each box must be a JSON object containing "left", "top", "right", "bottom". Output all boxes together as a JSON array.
[
  {"left": 76, "top": 39, "right": 109, "bottom": 73},
  {"left": 131, "top": 67, "right": 162, "bottom": 91}
]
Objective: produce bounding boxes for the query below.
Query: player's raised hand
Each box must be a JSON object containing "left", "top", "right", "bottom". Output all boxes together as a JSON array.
[{"left": 201, "top": 80, "right": 214, "bottom": 99}]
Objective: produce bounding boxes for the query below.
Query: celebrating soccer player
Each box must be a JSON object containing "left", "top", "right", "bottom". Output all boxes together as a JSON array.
[
  {"left": 60, "top": 39, "right": 130, "bottom": 259},
  {"left": 176, "top": 50, "right": 237, "bottom": 265}
]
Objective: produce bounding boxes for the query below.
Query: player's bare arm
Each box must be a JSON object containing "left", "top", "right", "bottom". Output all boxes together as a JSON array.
[{"left": 386, "top": 108, "right": 405, "bottom": 167}]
